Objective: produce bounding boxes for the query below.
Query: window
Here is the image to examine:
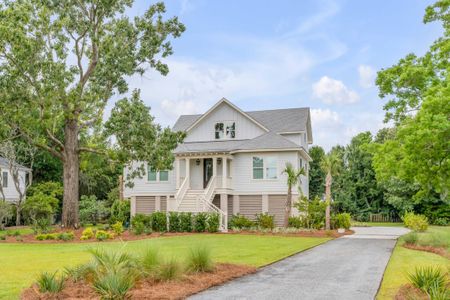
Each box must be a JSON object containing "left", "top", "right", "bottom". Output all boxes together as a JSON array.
[
  {"left": 147, "top": 167, "right": 168, "bottom": 182},
  {"left": 253, "top": 156, "right": 277, "bottom": 179},
  {"left": 2, "top": 172, "right": 7, "bottom": 188},
  {"left": 252, "top": 157, "right": 264, "bottom": 179},
  {"left": 215, "top": 122, "right": 236, "bottom": 139}
]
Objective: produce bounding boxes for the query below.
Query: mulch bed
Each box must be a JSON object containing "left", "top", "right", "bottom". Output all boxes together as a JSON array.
[
  {"left": 403, "top": 243, "right": 450, "bottom": 259},
  {"left": 1, "top": 228, "right": 353, "bottom": 244},
  {"left": 395, "top": 284, "right": 429, "bottom": 300},
  {"left": 21, "top": 263, "right": 257, "bottom": 300}
]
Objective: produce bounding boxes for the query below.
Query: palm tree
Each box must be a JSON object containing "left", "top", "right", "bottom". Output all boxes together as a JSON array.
[
  {"left": 283, "top": 162, "right": 306, "bottom": 227},
  {"left": 320, "top": 153, "right": 340, "bottom": 230}
]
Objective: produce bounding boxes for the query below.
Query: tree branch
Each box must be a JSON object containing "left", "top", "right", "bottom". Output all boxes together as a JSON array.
[{"left": 77, "top": 147, "right": 105, "bottom": 155}]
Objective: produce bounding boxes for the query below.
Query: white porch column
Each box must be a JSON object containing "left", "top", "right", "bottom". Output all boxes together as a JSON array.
[
  {"left": 233, "top": 195, "right": 239, "bottom": 215},
  {"left": 222, "top": 156, "right": 227, "bottom": 188},
  {"left": 220, "top": 193, "right": 228, "bottom": 232},
  {"left": 212, "top": 157, "right": 217, "bottom": 176},
  {"left": 155, "top": 196, "right": 161, "bottom": 211},
  {"left": 262, "top": 194, "right": 269, "bottom": 213},
  {"left": 185, "top": 157, "right": 190, "bottom": 188},
  {"left": 175, "top": 157, "right": 180, "bottom": 189}
]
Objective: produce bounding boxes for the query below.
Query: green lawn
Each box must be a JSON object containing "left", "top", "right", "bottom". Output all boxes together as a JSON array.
[
  {"left": 0, "top": 234, "right": 329, "bottom": 299},
  {"left": 377, "top": 226, "right": 450, "bottom": 299},
  {"left": 351, "top": 221, "right": 404, "bottom": 227}
]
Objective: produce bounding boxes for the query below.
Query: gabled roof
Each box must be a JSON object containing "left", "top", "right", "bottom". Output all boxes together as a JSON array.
[
  {"left": 183, "top": 98, "right": 269, "bottom": 133},
  {"left": 232, "top": 131, "right": 300, "bottom": 151}
]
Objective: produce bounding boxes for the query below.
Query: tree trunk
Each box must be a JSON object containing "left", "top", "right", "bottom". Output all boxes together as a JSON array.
[
  {"left": 325, "top": 173, "right": 332, "bottom": 230},
  {"left": 284, "top": 184, "right": 292, "bottom": 227},
  {"left": 15, "top": 205, "right": 21, "bottom": 226},
  {"left": 62, "top": 119, "right": 80, "bottom": 229}
]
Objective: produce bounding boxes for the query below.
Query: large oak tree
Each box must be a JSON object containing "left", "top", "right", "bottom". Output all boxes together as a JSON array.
[{"left": 0, "top": 0, "right": 185, "bottom": 228}]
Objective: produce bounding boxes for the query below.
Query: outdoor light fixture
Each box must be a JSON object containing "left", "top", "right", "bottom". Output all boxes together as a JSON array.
[
  {"left": 196, "top": 159, "right": 200, "bottom": 165},
  {"left": 217, "top": 158, "right": 222, "bottom": 164}
]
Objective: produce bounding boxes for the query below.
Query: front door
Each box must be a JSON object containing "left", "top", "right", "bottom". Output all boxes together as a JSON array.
[{"left": 203, "top": 158, "right": 213, "bottom": 188}]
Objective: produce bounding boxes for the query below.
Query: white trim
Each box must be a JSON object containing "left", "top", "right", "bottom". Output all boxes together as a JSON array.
[
  {"left": 251, "top": 155, "right": 278, "bottom": 180},
  {"left": 185, "top": 98, "right": 269, "bottom": 133},
  {"left": 278, "top": 131, "right": 306, "bottom": 134}
]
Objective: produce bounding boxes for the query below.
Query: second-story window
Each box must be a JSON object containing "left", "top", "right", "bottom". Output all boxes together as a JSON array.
[
  {"left": 148, "top": 167, "right": 168, "bottom": 182},
  {"left": 215, "top": 122, "right": 235, "bottom": 139},
  {"left": 2, "top": 171, "right": 8, "bottom": 188}
]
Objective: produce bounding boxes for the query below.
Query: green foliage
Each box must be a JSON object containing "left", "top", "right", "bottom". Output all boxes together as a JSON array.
[
  {"left": 288, "top": 216, "right": 304, "bottom": 229},
  {"left": 131, "top": 214, "right": 151, "bottom": 235},
  {"left": 433, "top": 218, "right": 448, "bottom": 226},
  {"left": 64, "top": 264, "right": 94, "bottom": 283},
  {"left": 81, "top": 227, "right": 95, "bottom": 240},
  {"left": 294, "top": 196, "right": 327, "bottom": 229},
  {"left": 206, "top": 213, "right": 220, "bottom": 233},
  {"left": 79, "top": 195, "right": 109, "bottom": 226},
  {"left": 140, "top": 248, "right": 160, "bottom": 276},
  {"left": 179, "top": 212, "right": 193, "bottom": 232},
  {"left": 168, "top": 212, "right": 181, "bottom": 232},
  {"left": 229, "top": 214, "right": 255, "bottom": 230},
  {"left": 0, "top": 201, "right": 13, "bottom": 230},
  {"left": 256, "top": 213, "right": 275, "bottom": 230},
  {"left": 111, "top": 222, "right": 124, "bottom": 236},
  {"left": 151, "top": 211, "right": 167, "bottom": 232},
  {"left": 194, "top": 212, "right": 208, "bottom": 232},
  {"left": 110, "top": 200, "right": 131, "bottom": 225},
  {"left": 27, "top": 181, "right": 63, "bottom": 200},
  {"left": 93, "top": 271, "right": 135, "bottom": 300},
  {"left": 418, "top": 232, "right": 450, "bottom": 249},
  {"left": 402, "top": 212, "right": 429, "bottom": 232},
  {"left": 57, "top": 232, "right": 75, "bottom": 241},
  {"left": 402, "top": 232, "right": 419, "bottom": 245},
  {"left": 333, "top": 213, "right": 351, "bottom": 230},
  {"left": 156, "top": 258, "right": 182, "bottom": 281},
  {"left": 31, "top": 218, "right": 52, "bottom": 234},
  {"left": 22, "top": 192, "right": 59, "bottom": 224},
  {"left": 36, "top": 272, "right": 65, "bottom": 293},
  {"left": 186, "top": 246, "right": 214, "bottom": 273},
  {"left": 308, "top": 146, "right": 326, "bottom": 200},
  {"left": 95, "top": 230, "right": 114, "bottom": 241},
  {"left": 408, "top": 266, "right": 448, "bottom": 298}
]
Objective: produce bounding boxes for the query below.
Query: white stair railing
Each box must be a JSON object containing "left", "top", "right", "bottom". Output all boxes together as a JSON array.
[
  {"left": 197, "top": 176, "right": 228, "bottom": 232},
  {"left": 175, "top": 176, "right": 189, "bottom": 210}
]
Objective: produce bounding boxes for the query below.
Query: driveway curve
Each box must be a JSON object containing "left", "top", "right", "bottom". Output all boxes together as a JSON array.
[{"left": 190, "top": 226, "right": 409, "bottom": 300}]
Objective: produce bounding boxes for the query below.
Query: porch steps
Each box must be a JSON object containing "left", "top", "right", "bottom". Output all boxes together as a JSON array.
[{"left": 178, "top": 190, "right": 205, "bottom": 212}]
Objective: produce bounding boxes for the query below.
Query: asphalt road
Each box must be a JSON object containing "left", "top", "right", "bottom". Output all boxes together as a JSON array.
[{"left": 190, "top": 227, "right": 409, "bottom": 300}]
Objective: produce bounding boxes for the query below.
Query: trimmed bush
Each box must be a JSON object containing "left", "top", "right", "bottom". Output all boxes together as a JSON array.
[
  {"left": 168, "top": 212, "right": 181, "bottom": 232},
  {"left": 288, "top": 216, "right": 304, "bottom": 228},
  {"left": 433, "top": 218, "right": 448, "bottom": 226},
  {"left": 194, "top": 212, "right": 208, "bottom": 232},
  {"left": 402, "top": 232, "right": 418, "bottom": 245},
  {"left": 95, "top": 230, "right": 113, "bottom": 241},
  {"left": 111, "top": 221, "right": 124, "bottom": 236},
  {"left": 110, "top": 199, "right": 131, "bottom": 225},
  {"left": 206, "top": 213, "right": 220, "bottom": 233},
  {"left": 229, "top": 214, "right": 254, "bottom": 229},
  {"left": 151, "top": 212, "right": 167, "bottom": 232},
  {"left": 334, "top": 213, "right": 351, "bottom": 230},
  {"left": 256, "top": 213, "right": 275, "bottom": 229},
  {"left": 36, "top": 272, "right": 65, "bottom": 293},
  {"left": 186, "top": 246, "right": 214, "bottom": 273},
  {"left": 57, "top": 232, "right": 75, "bottom": 241},
  {"left": 179, "top": 212, "right": 193, "bottom": 232},
  {"left": 81, "top": 227, "right": 95, "bottom": 239},
  {"left": 403, "top": 212, "right": 429, "bottom": 232},
  {"left": 131, "top": 214, "right": 151, "bottom": 235}
]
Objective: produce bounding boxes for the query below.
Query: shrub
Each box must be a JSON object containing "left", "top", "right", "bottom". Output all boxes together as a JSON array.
[
  {"left": 288, "top": 216, "right": 304, "bottom": 228},
  {"left": 194, "top": 213, "right": 208, "bottom": 232},
  {"left": 408, "top": 266, "right": 447, "bottom": 297},
  {"left": 402, "top": 232, "right": 418, "bottom": 245},
  {"left": 294, "top": 196, "right": 326, "bottom": 229},
  {"left": 81, "top": 227, "right": 95, "bottom": 239},
  {"left": 23, "top": 191, "right": 59, "bottom": 226},
  {"left": 131, "top": 214, "right": 151, "bottom": 235},
  {"left": 0, "top": 201, "right": 12, "bottom": 230},
  {"left": 110, "top": 199, "right": 130, "bottom": 225},
  {"left": 229, "top": 214, "right": 254, "bottom": 229},
  {"left": 419, "top": 233, "right": 450, "bottom": 249},
  {"left": 32, "top": 217, "right": 52, "bottom": 234},
  {"left": 433, "top": 218, "right": 448, "bottom": 226},
  {"left": 57, "top": 231, "right": 75, "bottom": 241},
  {"left": 79, "top": 195, "right": 109, "bottom": 226},
  {"left": 93, "top": 271, "right": 135, "bottom": 300},
  {"left": 256, "top": 213, "right": 275, "bottom": 229},
  {"left": 151, "top": 212, "right": 167, "bottom": 232},
  {"left": 12, "top": 230, "right": 21, "bottom": 237},
  {"left": 111, "top": 221, "right": 124, "bottom": 236},
  {"left": 36, "top": 271, "right": 65, "bottom": 293},
  {"left": 179, "top": 212, "right": 193, "bottom": 232},
  {"left": 0, "top": 235, "right": 5, "bottom": 240},
  {"left": 140, "top": 247, "right": 160, "bottom": 275},
  {"left": 156, "top": 259, "right": 181, "bottom": 281},
  {"left": 15, "top": 236, "right": 23, "bottom": 242},
  {"left": 334, "top": 213, "right": 351, "bottom": 230},
  {"left": 403, "top": 212, "right": 429, "bottom": 232},
  {"left": 64, "top": 263, "right": 94, "bottom": 282},
  {"left": 206, "top": 213, "right": 220, "bottom": 233},
  {"left": 186, "top": 246, "right": 214, "bottom": 273},
  {"left": 96, "top": 230, "right": 113, "bottom": 241},
  {"left": 168, "top": 212, "right": 181, "bottom": 232}
]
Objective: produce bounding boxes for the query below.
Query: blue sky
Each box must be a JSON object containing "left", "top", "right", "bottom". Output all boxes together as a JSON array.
[{"left": 124, "top": 0, "right": 442, "bottom": 150}]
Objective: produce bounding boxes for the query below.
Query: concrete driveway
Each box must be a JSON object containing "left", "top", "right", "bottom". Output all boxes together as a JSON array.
[{"left": 190, "top": 226, "right": 409, "bottom": 300}]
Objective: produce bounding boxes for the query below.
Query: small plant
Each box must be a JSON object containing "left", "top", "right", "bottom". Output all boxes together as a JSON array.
[
  {"left": 186, "top": 246, "right": 214, "bottom": 273},
  {"left": 156, "top": 258, "right": 181, "bottom": 281},
  {"left": 131, "top": 214, "right": 151, "bottom": 235},
  {"left": 433, "top": 218, "right": 448, "bottom": 226},
  {"left": 288, "top": 216, "right": 304, "bottom": 229},
  {"left": 229, "top": 214, "right": 254, "bottom": 229},
  {"left": 16, "top": 236, "right": 23, "bottom": 242},
  {"left": 93, "top": 271, "right": 135, "bottom": 300},
  {"left": 168, "top": 212, "right": 181, "bottom": 232},
  {"left": 402, "top": 212, "right": 429, "bottom": 232},
  {"left": 194, "top": 212, "right": 208, "bottom": 232},
  {"left": 206, "top": 213, "right": 220, "bottom": 233},
  {"left": 402, "top": 232, "right": 418, "bottom": 245},
  {"left": 64, "top": 263, "right": 94, "bottom": 282},
  {"left": 32, "top": 218, "right": 52, "bottom": 234},
  {"left": 408, "top": 266, "right": 448, "bottom": 297},
  {"left": 95, "top": 230, "right": 113, "bottom": 241},
  {"left": 81, "top": 227, "right": 95, "bottom": 239},
  {"left": 140, "top": 247, "right": 160, "bottom": 276},
  {"left": 111, "top": 221, "right": 124, "bottom": 236},
  {"left": 57, "top": 231, "right": 75, "bottom": 241},
  {"left": 334, "top": 213, "right": 351, "bottom": 230},
  {"left": 151, "top": 211, "right": 167, "bottom": 232},
  {"left": 325, "top": 230, "right": 334, "bottom": 237},
  {"left": 36, "top": 271, "right": 65, "bottom": 293},
  {"left": 35, "top": 234, "right": 47, "bottom": 241},
  {"left": 256, "top": 213, "right": 275, "bottom": 230},
  {"left": 179, "top": 212, "right": 193, "bottom": 232},
  {"left": 419, "top": 232, "right": 450, "bottom": 249},
  {"left": 0, "top": 235, "right": 5, "bottom": 241}
]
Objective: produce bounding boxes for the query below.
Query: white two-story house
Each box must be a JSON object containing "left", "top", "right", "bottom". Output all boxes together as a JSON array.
[
  {"left": 124, "top": 98, "right": 312, "bottom": 230},
  {"left": 0, "top": 157, "right": 30, "bottom": 203}
]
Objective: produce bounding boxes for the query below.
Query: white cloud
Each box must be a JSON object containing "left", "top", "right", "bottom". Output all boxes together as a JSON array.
[
  {"left": 312, "top": 76, "right": 359, "bottom": 104},
  {"left": 311, "top": 108, "right": 340, "bottom": 124},
  {"left": 358, "top": 64, "right": 376, "bottom": 88},
  {"left": 161, "top": 99, "right": 197, "bottom": 118}
]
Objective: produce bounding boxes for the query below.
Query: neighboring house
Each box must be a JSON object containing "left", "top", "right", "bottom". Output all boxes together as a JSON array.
[
  {"left": 124, "top": 98, "right": 312, "bottom": 230},
  {"left": 0, "top": 157, "right": 30, "bottom": 203}
]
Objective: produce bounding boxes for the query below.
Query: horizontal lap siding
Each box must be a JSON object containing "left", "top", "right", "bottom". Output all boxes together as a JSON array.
[
  {"left": 269, "top": 195, "right": 286, "bottom": 227},
  {"left": 160, "top": 196, "right": 167, "bottom": 212},
  {"left": 136, "top": 196, "right": 156, "bottom": 215},
  {"left": 239, "top": 195, "right": 262, "bottom": 220},
  {"left": 227, "top": 195, "right": 233, "bottom": 221}
]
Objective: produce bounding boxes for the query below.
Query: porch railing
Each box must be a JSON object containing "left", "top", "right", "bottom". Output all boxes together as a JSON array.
[
  {"left": 199, "top": 195, "right": 228, "bottom": 232},
  {"left": 175, "top": 176, "right": 189, "bottom": 210}
]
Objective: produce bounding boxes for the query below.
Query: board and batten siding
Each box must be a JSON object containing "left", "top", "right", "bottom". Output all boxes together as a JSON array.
[
  {"left": 184, "top": 102, "right": 266, "bottom": 142},
  {"left": 135, "top": 196, "right": 156, "bottom": 214},
  {"left": 123, "top": 161, "right": 176, "bottom": 198},
  {"left": 268, "top": 195, "right": 286, "bottom": 227},
  {"left": 239, "top": 195, "right": 262, "bottom": 220},
  {"left": 280, "top": 133, "right": 309, "bottom": 150}
]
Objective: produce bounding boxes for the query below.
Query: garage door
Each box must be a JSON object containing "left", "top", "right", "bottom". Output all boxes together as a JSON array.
[
  {"left": 135, "top": 196, "right": 156, "bottom": 215},
  {"left": 269, "top": 195, "right": 286, "bottom": 227},
  {"left": 239, "top": 195, "right": 262, "bottom": 220}
]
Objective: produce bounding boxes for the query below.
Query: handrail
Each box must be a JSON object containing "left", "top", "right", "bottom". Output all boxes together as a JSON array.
[
  {"left": 198, "top": 195, "right": 228, "bottom": 232},
  {"left": 175, "top": 176, "right": 189, "bottom": 209},
  {"left": 204, "top": 175, "right": 216, "bottom": 203}
]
